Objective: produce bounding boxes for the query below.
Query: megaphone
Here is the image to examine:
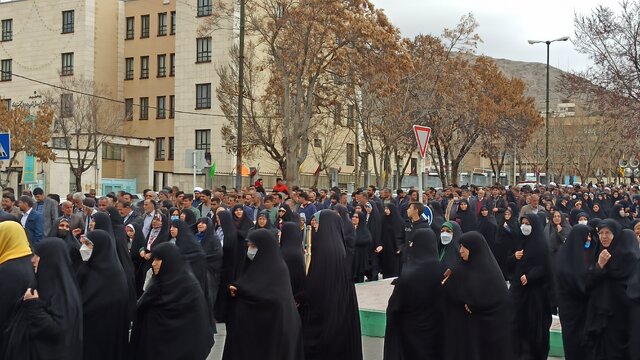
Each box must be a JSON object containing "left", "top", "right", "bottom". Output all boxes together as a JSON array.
[
  {"left": 630, "top": 158, "right": 640, "bottom": 169},
  {"left": 619, "top": 159, "right": 629, "bottom": 167}
]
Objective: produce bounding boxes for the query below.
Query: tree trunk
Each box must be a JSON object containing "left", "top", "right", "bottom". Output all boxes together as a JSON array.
[
  {"left": 285, "top": 147, "right": 299, "bottom": 187},
  {"left": 450, "top": 160, "right": 460, "bottom": 186},
  {"left": 75, "top": 172, "right": 82, "bottom": 193}
]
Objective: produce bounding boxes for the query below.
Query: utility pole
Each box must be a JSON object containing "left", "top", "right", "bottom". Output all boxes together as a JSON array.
[{"left": 235, "top": 0, "right": 246, "bottom": 190}]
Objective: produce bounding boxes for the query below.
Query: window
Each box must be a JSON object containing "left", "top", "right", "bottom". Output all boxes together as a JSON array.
[
  {"left": 158, "top": 13, "right": 167, "bottom": 36},
  {"left": 314, "top": 139, "right": 322, "bottom": 147},
  {"left": 103, "top": 144, "right": 124, "bottom": 160},
  {"left": 156, "top": 96, "right": 166, "bottom": 119},
  {"left": 170, "top": 53, "right": 175, "bottom": 76},
  {"left": 155, "top": 137, "right": 165, "bottom": 160},
  {"left": 60, "top": 93, "right": 73, "bottom": 118},
  {"left": 346, "top": 143, "right": 354, "bottom": 166},
  {"left": 1, "top": 59, "right": 11, "bottom": 81},
  {"left": 347, "top": 105, "right": 355, "bottom": 127},
  {"left": 52, "top": 137, "right": 70, "bottom": 149},
  {"left": 140, "top": 56, "right": 149, "bottom": 79},
  {"left": 125, "top": 57, "right": 134, "bottom": 80},
  {"left": 62, "top": 10, "right": 74, "bottom": 33},
  {"left": 195, "top": 130, "right": 211, "bottom": 152},
  {"left": 1, "top": 19, "right": 12, "bottom": 41},
  {"left": 125, "top": 98, "right": 133, "bottom": 120},
  {"left": 333, "top": 103, "right": 342, "bottom": 125},
  {"left": 125, "top": 17, "right": 134, "bottom": 39},
  {"left": 196, "top": 83, "right": 211, "bottom": 109},
  {"left": 196, "top": 37, "right": 212, "bottom": 62},
  {"left": 168, "top": 137, "right": 175, "bottom": 160},
  {"left": 410, "top": 158, "right": 417, "bottom": 176},
  {"left": 139, "top": 97, "right": 149, "bottom": 119},
  {"left": 197, "top": 0, "right": 212, "bottom": 16},
  {"left": 140, "top": 15, "right": 150, "bottom": 38},
  {"left": 61, "top": 52, "right": 74, "bottom": 75},
  {"left": 169, "top": 95, "right": 175, "bottom": 118},
  {"left": 157, "top": 54, "right": 166, "bottom": 77},
  {"left": 1, "top": 98, "right": 10, "bottom": 110},
  {"left": 170, "top": 11, "right": 176, "bottom": 35}
]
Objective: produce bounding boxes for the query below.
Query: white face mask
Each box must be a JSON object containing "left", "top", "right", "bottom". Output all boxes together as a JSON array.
[
  {"left": 520, "top": 224, "right": 532, "bottom": 236},
  {"left": 79, "top": 244, "right": 92, "bottom": 262},
  {"left": 620, "top": 210, "right": 627, "bottom": 218},
  {"left": 247, "top": 247, "right": 258, "bottom": 261},
  {"left": 440, "top": 232, "right": 453, "bottom": 245},
  {"left": 578, "top": 220, "right": 588, "bottom": 226}
]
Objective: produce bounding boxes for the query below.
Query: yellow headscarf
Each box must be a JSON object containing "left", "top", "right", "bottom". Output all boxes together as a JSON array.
[{"left": 0, "top": 221, "right": 33, "bottom": 265}]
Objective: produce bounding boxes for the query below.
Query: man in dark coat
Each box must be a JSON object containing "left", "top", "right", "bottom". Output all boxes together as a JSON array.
[{"left": 18, "top": 195, "right": 44, "bottom": 247}]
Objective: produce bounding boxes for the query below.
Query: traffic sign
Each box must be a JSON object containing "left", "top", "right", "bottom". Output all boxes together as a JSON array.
[
  {"left": 413, "top": 125, "right": 431, "bottom": 158},
  {"left": 422, "top": 205, "right": 433, "bottom": 225},
  {"left": 0, "top": 133, "right": 10, "bottom": 160}
]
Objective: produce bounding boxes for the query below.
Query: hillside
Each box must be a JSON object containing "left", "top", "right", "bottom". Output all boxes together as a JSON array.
[{"left": 491, "top": 57, "right": 571, "bottom": 112}]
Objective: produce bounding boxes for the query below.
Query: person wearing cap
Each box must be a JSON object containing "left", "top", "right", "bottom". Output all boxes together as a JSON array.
[{"left": 192, "top": 187, "right": 203, "bottom": 209}]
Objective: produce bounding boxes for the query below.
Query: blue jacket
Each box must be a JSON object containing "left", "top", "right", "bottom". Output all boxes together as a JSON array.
[
  {"left": 24, "top": 210, "right": 44, "bottom": 247},
  {"left": 297, "top": 202, "right": 317, "bottom": 225}
]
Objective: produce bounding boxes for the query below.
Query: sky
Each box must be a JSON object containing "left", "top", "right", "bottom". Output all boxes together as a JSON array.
[{"left": 370, "top": 0, "right": 615, "bottom": 72}]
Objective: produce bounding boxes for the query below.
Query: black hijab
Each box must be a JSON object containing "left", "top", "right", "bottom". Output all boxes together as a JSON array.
[
  {"left": 280, "top": 222, "right": 306, "bottom": 300},
  {"left": 512, "top": 213, "right": 552, "bottom": 282},
  {"left": 181, "top": 208, "right": 198, "bottom": 233},
  {"left": 300, "top": 210, "right": 362, "bottom": 360},
  {"left": 77, "top": 229, "right": 130, "bottom": 360},
  {"left": 232, "top": 204, "right": 254, "bottom": 239},
  {"left": 555, "top": 224, "right": 594, "bottom": 295},
  {"left": 477, "top": 205, "right": 498, "bottom": 250},
  {"left": 171, "top": 220, "right": 208, "bottom": 292},
  {"left": 610, "top": 203, "right": 632, "bottom": 229},
  {"left": 438, "top": 221, "right": 462, "bottom": 272},
  {"left": 214, "top": 210, "right": 239, "bottom": 322},
  {"left": 227, "top": 229, "right": 304, "bottom": 360},
  {"left": 429, "top": 201, "right": 446, "bottom": 233},
  {"left": 31, "top": 237, "right": 82, "bottom": 360},
  {"left": 384, "top": 228, "right": 443, "bottom": 360},
  {"left": 106, "top": 207, "right": 137, "bottom": 320},
  {"left": 445, "top": 230, "right": 509, "bottom": 312},
  {"left": 250, "top": 210, "right": 279, "bottom": 237},
  {"left": 333, "top": 204, "right": 355, "bottom": 266},
  {"left": 456, "top": 199, "right": 478, "bottom": 233},
  {"left": 131, "top": 242, "right": 213, "bottom": 360}
]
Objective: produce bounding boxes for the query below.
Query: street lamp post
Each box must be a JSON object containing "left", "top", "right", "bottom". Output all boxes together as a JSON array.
[{"left": 527, "top": 36, "right": 569, "bottom": 186}]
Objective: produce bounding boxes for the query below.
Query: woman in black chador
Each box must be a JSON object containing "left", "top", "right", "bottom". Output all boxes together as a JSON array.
[
  {"left": 333, "top": 204, "right": 355, "bottom": 273},
  {"left": 477, "top": 206, "right": 498, "bottom": 261},
  {"left": 555, "top": 224, "right": 596, "bottom": 360},
  {"left": 131, "top": 242, "right": 213, "bottom": 360},
  {"left": 131, "top": 213, "right": 169, "bottom": 296},
  {"left": 380, "top": 203, "right": 404, "bottom": 278},
  {"left": 584, "top": 219, "right": 638, "bottom": 359},
  {"left": 442, "top": 231, "right": 512, "bottom": 360},
  {"left": 214, "top": 210, "right": 238, "bottom": 323},
  {"left": 223, "top": 229, "right": 304, "bottom": 360},
  {"left": 170, "top": 220, "right": 208, "bottom": 297},
  {"left": 279, "top": 221, "right": 306, "bottom": 302},
  {"left": 299, "top": 210, "right": 363, "bottom": 360},
  {"left": 195, "top": 216, "right": 223, "bottom": 331},
  {"left": 77, "top": 229, "right": 130, "bottom": 360},
  {"left": 507, "top": 213, "right": 552, "bottom": 360},
  {"left": 455, "top": 199, "right": 478, "bottom": 233},
  {"left": 384, "top": 228, "right": 443, "bottom": 360},
  {"left": 5, "top": 238, "right": 83, "bottom": 360},
  {"left": 352, "top": 211, "right": 372, "bottom": 283}
]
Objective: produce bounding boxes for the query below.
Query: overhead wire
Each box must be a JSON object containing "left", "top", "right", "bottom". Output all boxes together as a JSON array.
[{"left": 0, "top": 69, "right": 281, "bottom": 119}]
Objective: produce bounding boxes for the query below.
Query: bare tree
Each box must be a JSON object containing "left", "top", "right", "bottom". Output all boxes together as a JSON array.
[{"left": 43, "top": 77, "right": 124, "bottom": 191}]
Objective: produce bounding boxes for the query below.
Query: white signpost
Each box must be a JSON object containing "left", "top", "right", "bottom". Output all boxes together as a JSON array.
[{"left": 413, "top": 125, "right": 432, "bottom": 196}]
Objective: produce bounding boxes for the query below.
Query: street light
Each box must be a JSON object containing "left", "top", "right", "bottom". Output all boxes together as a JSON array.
[{"left": 528, "top": 36, "right": 569, "bottom": 186}]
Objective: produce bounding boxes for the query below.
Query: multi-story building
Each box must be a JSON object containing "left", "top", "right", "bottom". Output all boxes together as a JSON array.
[{"left": 0, "top": 0, "right": 154, "bottom": 196}]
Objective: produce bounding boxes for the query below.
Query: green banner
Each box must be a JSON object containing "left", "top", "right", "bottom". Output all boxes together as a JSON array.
[{"left": 22, "top": 155, "right": 36, "bottom": 184}]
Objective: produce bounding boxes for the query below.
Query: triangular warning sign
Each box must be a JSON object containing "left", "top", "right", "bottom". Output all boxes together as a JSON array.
[
  {"left": 413, "top": 125, "right": 431, "bottom": 158},
  {"left": 0, "top": 142, "right": 6, "bottom": 158}
]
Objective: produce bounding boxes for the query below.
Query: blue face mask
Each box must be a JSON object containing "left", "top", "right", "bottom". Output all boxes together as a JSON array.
[
  {"left": 170, "top": 215, "right": 179, "bottom": 221},
  {"left": 584, "top": 241, "right": 591, "bottom": 249}
]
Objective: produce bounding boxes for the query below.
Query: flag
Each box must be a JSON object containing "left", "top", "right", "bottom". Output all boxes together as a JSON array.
[{"left": 209, "top": 160, "right": 217, "bottom": 179}]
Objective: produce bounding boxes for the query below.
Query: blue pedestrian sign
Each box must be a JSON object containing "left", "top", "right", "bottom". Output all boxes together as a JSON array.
[
  {"left": 422, "top": 205, "right": 433, "bottom": 225},
  {"left": 0, "top": 133, "right": 10, "bottom": 160}
]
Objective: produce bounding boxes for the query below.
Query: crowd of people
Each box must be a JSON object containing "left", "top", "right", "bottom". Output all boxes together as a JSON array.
[{"left": 2, "top": 179, "right": 640, "bottom": 359}]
